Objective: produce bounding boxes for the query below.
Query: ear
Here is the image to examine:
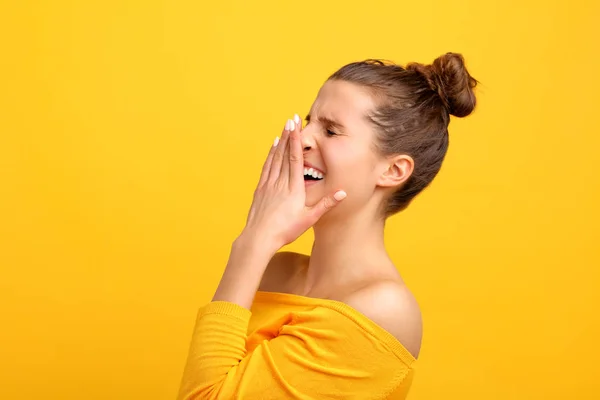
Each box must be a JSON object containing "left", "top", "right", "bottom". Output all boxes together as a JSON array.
[{"left": 376, "top": 154, "right": 414, "bottom": 189}]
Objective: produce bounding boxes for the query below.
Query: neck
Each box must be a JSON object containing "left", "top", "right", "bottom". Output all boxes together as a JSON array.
[{"left": 302, "top": 204, "right": 397, "bottom": 297}]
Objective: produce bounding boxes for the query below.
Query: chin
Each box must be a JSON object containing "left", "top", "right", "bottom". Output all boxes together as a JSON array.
[
  {"left": 304, "top": 182, "right": 323, "bottom": 207},
  {"left": 304, "top": 194, "right": 321, "bottom": 208}
]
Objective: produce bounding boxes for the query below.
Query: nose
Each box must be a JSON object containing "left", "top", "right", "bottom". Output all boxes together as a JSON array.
[{"left": 301, "top": 124, "right": 316, "bottom": 152}]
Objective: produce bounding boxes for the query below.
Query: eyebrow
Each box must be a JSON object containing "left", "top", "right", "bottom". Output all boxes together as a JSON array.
[{"left": 305, "top": 113, "right": 345, "bottom": 130}]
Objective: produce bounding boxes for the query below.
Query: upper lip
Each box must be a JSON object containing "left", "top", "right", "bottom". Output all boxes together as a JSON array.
[{"left": 303, "top": 162, "right": 325, "bottom": 175}]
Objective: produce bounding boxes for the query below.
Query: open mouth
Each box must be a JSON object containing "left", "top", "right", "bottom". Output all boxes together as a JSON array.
[{"left": 303, "top": 167, "right": 324, "bottom": 181}]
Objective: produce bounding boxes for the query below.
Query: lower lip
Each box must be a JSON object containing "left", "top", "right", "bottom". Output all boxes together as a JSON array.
[{"left": 304, "top": 179, "right": 323, "bottom": 187}]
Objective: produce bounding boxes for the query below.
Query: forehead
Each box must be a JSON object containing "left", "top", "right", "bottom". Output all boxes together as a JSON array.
[{"left": 309, "top": 80, "right": 376, "bottom": 123}]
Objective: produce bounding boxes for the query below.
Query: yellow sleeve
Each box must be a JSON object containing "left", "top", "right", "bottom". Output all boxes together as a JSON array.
[{"left": 177, "top": 301, "right": 414, "bottom": 400}]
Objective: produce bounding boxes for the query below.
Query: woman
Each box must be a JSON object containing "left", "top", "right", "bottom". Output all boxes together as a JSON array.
[{"left": 177, "top": 52, "right": 478, "bottom": 399}]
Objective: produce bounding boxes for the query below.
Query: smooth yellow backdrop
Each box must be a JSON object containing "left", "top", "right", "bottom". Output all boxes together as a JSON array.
[{"left": 1, "top": 1, "right": 599, "bottom": 399}]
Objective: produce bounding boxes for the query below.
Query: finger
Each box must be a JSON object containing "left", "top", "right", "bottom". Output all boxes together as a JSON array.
[
  {"left": 280, "top": 125, "right": 291, "bottom": 183},
  {"left": 270, "top": 119, "right": 293, "bottom": 182},
  {"left": 294, "top": 113, "right": 302, "bottom": 133},
  {"left": 289, "top": 122, "right": 304, "bottom": 188},
  {"left": 308, "top": 190, "right": 347, "bottom": 222},
  {"left": 280, "top": 118, "right": 296, "bottom": 184},
  {"left": 257, "top": 136, "right": 280, "bottom": 189}
]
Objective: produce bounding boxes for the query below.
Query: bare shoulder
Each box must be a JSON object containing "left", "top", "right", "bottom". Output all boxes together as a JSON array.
[
  {"left": 258, "top": 251, "right": 307, "bottom": 293},
  {"left": 342, "top": 280, "right": 423, "bottom": 359}
]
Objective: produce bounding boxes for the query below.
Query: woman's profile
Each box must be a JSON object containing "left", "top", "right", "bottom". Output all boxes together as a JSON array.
[{"left": 177, "top": 52, "right": 478, "bottom": 399}]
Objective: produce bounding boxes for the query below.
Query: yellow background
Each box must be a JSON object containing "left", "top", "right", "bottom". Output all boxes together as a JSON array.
[{"left": 1, "top": 1, "right": 599, "bottom": 399}]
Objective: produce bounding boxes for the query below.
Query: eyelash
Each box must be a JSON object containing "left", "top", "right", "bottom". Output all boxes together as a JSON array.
[{"left": 325, "top": 129, "right": 337, "bottom": 137}]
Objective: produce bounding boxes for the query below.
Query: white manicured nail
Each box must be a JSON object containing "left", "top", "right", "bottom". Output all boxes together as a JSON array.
[
  {"left": 334, "top": 190, "right": 347, "bottom": 201},
  {"left": 274, "top": 136, "right": 280, "bottom": 146},
  {"left": 285, "top": 119, "right": 295, "bottom": 131},
  {"left": 294, "top": 114, "right": 301, "bottom": 124}
]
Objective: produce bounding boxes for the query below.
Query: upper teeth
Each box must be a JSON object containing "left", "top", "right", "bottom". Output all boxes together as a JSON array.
[{"left": 304, "top": 167, "right": 324, "bottom": 179}]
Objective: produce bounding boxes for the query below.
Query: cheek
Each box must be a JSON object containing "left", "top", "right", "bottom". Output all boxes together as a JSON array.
[
  {"left": 322, "top": 141, "right": 362, "bottom": 168},
  {"left": 324, "top": 148, "right": 378, "bottom": 187}
]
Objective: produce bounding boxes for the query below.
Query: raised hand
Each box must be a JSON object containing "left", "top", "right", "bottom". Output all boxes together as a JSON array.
[{"left": 242, "top": 115, "right": 347, "bottom": 251}]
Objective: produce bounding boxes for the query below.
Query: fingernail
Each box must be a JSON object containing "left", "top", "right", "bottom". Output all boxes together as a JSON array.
[
  {"left": 285, "top": 119, "right": 295, "bottom": 131},
  {"left": 334, "top": 190, "right": 347, "bottom": 201},
  {"left": 294, "top": 114, "right": 301, "bottom": 124},
  {"left": 274, "top": 136, "right": 280, "bottom": 146}
]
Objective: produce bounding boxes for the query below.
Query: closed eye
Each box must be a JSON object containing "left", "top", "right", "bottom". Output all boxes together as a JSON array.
[{"left": 326, "top": 129, "right": 337, "bottom": 137}]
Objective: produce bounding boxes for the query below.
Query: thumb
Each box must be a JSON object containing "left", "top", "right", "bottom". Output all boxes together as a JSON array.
[{"left": 308, "top": 190, "right": 347, "bottom": 222}]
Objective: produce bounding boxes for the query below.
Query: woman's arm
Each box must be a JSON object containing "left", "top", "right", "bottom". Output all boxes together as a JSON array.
[
  {"left": 177, "top": 117, "right": 348, "bottom": 398},
  {"left": 211, "top": 234, "right": 277, "bottom": 309}
]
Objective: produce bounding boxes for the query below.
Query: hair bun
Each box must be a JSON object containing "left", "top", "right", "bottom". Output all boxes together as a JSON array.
[{"left": 407, "top": 52, "right": 477, "bottom": 117}]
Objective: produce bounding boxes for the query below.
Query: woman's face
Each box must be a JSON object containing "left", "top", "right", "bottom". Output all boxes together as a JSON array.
[{"left": 301, "top": 80, "right": 388, "bottom": 212}]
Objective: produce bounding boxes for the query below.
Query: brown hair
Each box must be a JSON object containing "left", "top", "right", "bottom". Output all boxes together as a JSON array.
[{"left": 328, "top": 52, "right": 478, "bottom": 216}]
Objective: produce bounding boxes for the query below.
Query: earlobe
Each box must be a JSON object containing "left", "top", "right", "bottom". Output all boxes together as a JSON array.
[{"left": 377, "top": 155, "right": 414, "bottom": 188}]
